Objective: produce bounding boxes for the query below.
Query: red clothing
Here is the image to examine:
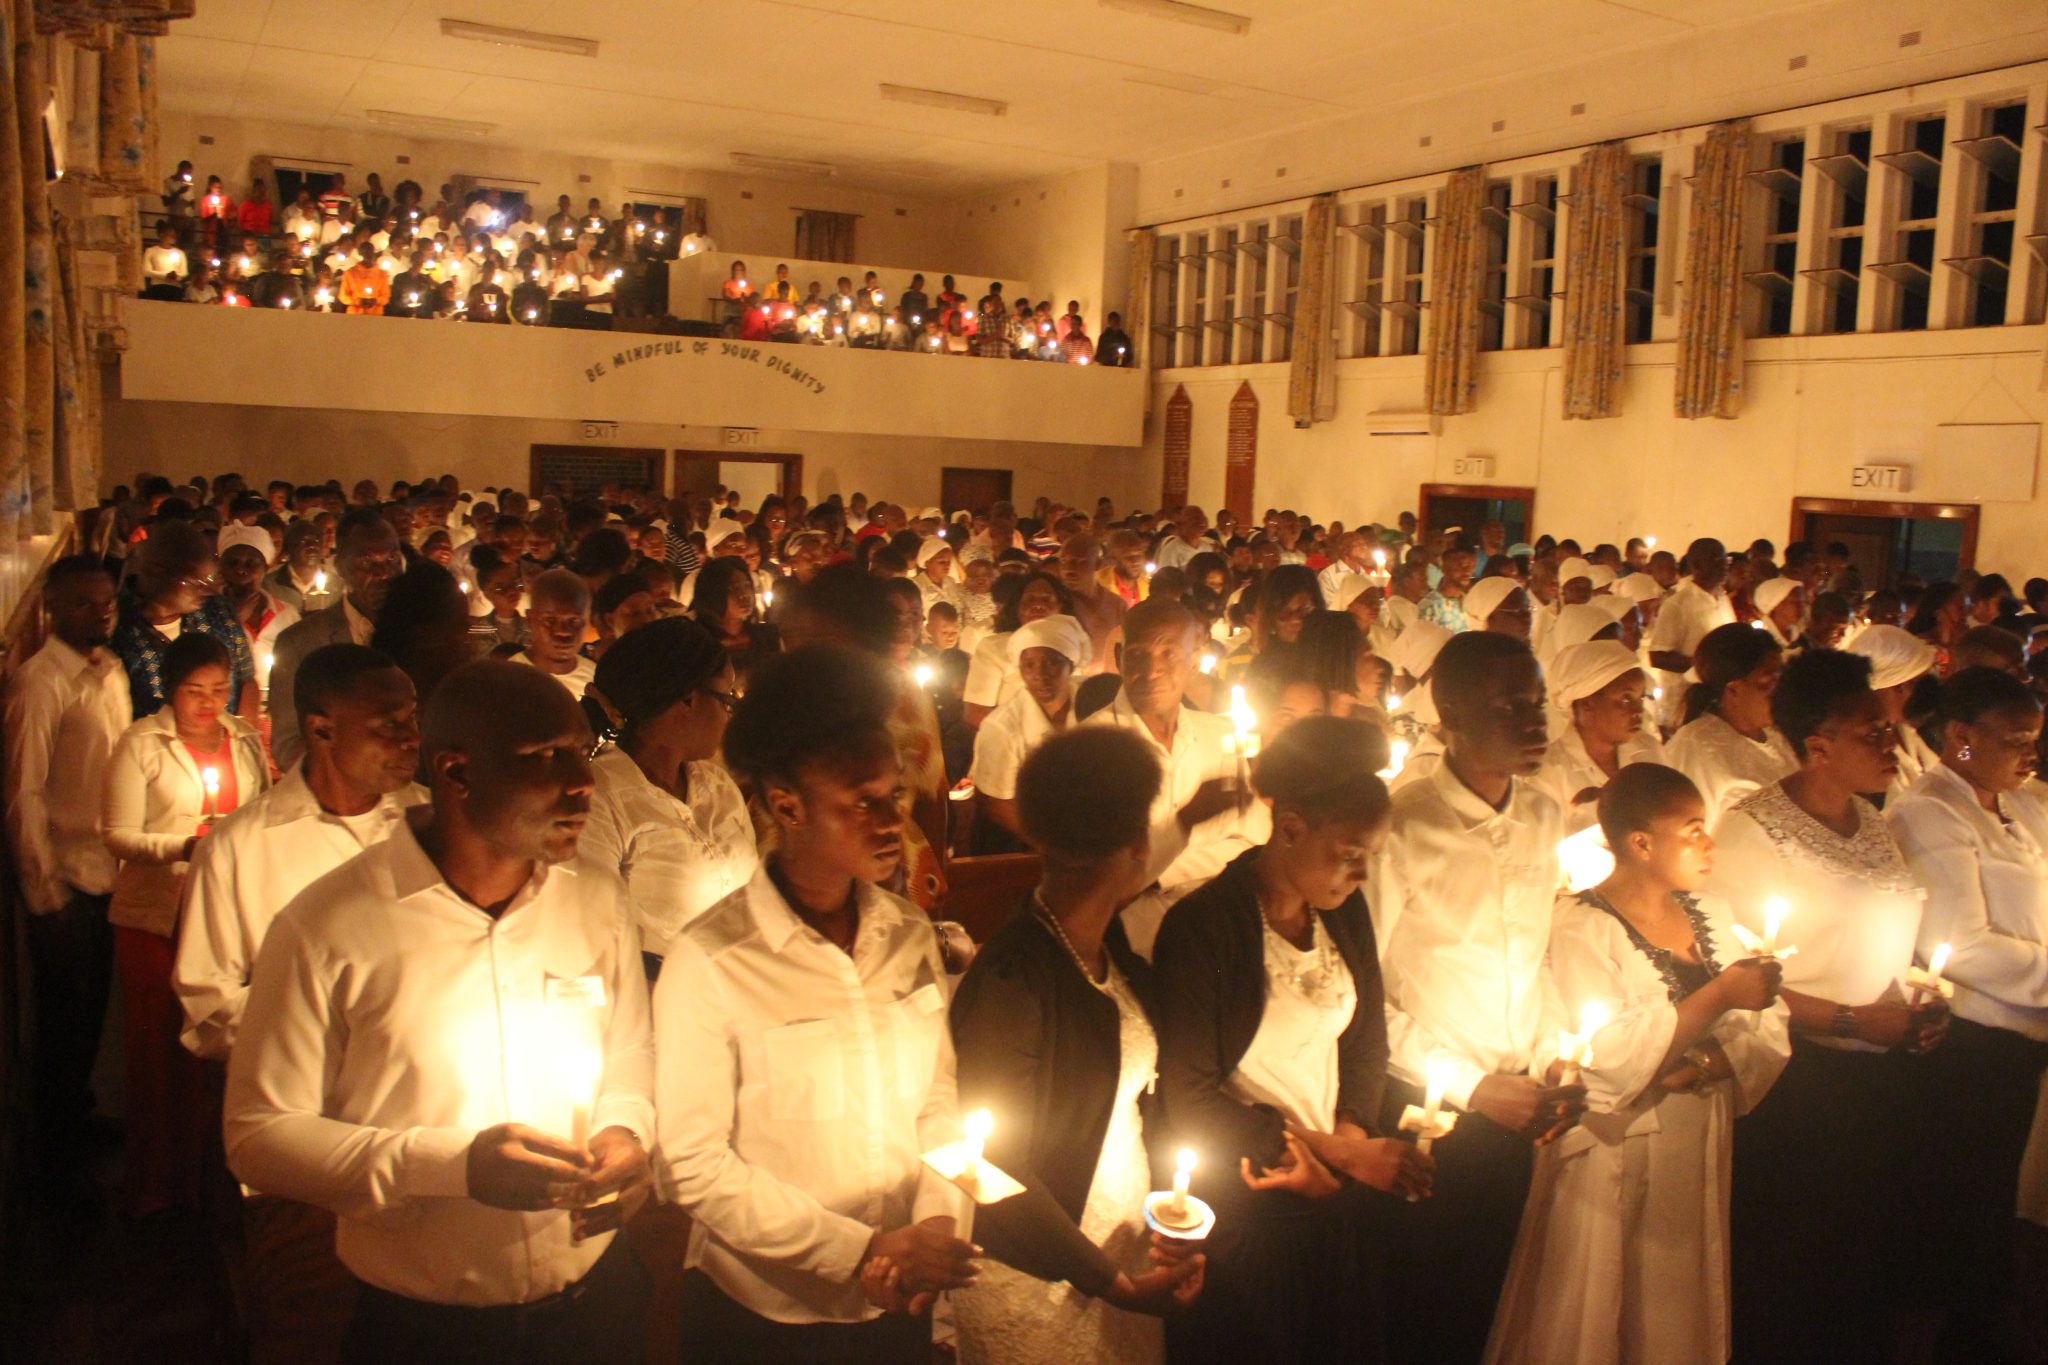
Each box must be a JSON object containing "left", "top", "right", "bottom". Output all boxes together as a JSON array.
[
  {"left": 237, "top": 199, "right": 275, "bottom": 235},
  {"left": 116, "top": 927, "right": 209, "bottom": 1216},
  {"left": 184, "top": 739, "right": 242, "bottom": 824},
  {"left": 738, "top": 304, "right": 773, "bottom": 342}
]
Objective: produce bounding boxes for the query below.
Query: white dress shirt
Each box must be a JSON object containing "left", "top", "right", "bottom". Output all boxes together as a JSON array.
[
  {"left": 173, "top": 766, "right": 426, "bottom": 1060},
  {"left": 1667, "top": 713, "right": 1798, "bottom": 828},
  {"left": 581, "top": 749, "right": 759, "bottom": 959},
  {"left": 224, "top": 819, "right": 655, "bottom": 1306},
  {"left": 1153, "top": 534, "right": 1206, "bottom": 572},
  {"left": 967, "top": 688, "right": 1070, "bottom": 802},
  {"left": 1706, "top": 782, "right": 1924, "bottom": 1051},
  {"left": 515, "top": 651, "right": 595, "bottom": 701},
  {"left": 1085, "top": 687, "right": 1261, "bottom": 895},
  {"left": 1317, "top": 562, "right": 1365, "bottom": 608},
  {"left": 1889, "top": 764, "right": 2048, "bottom": 1040},
  {"left": 143, "top": 244, "right": 188, "bottom": 285},
  {"left": 1370, "top": 761, "right": 1566, "bottom": 1107},
  {"left": 653, "top": 867, "right": 965, "bottom": 1325},
  {"left": 1533, "top": 726, "right": 1669, "bottom": 835},
  {"left": 4, "top": 637, "right": 132, "bottom": 913}
]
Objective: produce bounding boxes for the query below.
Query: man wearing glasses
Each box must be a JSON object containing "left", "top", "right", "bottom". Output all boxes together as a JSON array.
[{"left": 270, "top": 509, "right": 406, "bottom": 767}]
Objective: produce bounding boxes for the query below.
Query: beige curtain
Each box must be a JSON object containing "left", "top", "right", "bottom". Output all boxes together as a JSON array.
[
  {"left": 19, "top": 0, "right": 53, "bottom": 530},
  {"left": 1674, "top": 120, "right": 1752, "bottom": 420},
  {"left": 94, "top": 26, "right": 144, "bottom": 191},
  {"left": 1425, "top": 167, "right": 1486, "bottom": 416},
  {"left": 0, "top": 0, "right": 24, "bottom": 547},
  {"left": 1125, "top": 226, "right": 1154, "bottom": 370},
  {"left": 1559, "top": 142, "right": 1630, "bottom": 421},
  {"left": 1287, "top": 193, "right": 1335, "bottom": 423},
  {"left": 793, "top": 208, "right": 856, "bottom": 262},
  {"left": 51, "top": 212, "right": 91, "bottom": 510}
]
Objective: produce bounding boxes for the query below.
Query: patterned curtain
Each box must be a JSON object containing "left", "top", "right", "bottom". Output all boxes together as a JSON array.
[
  {"left": 1674, "top": 120, "right": 1752, "bottom": 420},
  {"left": 1287, "top": 193, "right": 1335, "bottom": 423},
  {"left": 0, "top": 0, "right": 24, "bottom": 548},
  {"left": 1559, "top": 142, "right": 1630, "bottom": 421},
  {"left": 1125, "top": 226, "right": 1154, "bottom": 370},
  {"left": 52, "top": 212, "right": 96, "bottom": 511},
  {"left": 793, "top": 208, "right": 856, "bottom": 263},
  {"left": 1425, "top": 167, "right": 1486, "bottom": 416},
  {"left": 19, "top": 0, "right": 54, "bottom": 530}
]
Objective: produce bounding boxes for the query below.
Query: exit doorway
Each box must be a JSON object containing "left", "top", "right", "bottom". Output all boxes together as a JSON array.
[
  {"left": 1791, "top": 497, "right": 1978, "bottom": 588},
  {"left": 940, "top": 467, "right": 1013, "bottom": 515},
  {"left": 1419, "top": 483, "right": 1536, "bottom": 546},
  {"left": 672, "top": 450, "right": 804, "bottom": 511}
]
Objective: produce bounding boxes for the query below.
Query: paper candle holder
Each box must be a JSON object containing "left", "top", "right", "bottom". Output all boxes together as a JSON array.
[
  {"left": 1728, "top": 924, "right": 1800, "bottom": 960},
  {"left": 920, "top": 1141, "right": 1024, "bottom": 1206},
  {"left": 1398, "top": 1103, "right": 1458, "bottom": 1150},
  {"left": 1906, "top": 964, "right": 1955, "bottom": 1001},
  {"left": 1142, "top": 1191, "right": 1215, "bottom": 1242}
]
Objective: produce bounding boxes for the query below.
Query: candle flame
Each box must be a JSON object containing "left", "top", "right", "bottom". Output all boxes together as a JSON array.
[
  {"left": 913, "top": 663, "right": 934, "bottom": 688},
  {"left": 1175, "top": 1147, "right": 1197, "bottom": 1176},
  {"left": 1198, "top": 653, "right": 1217, "bottom": 675},
  {"left": 1227, "top": 684, "right": 1257, "bottom": 740},
  {"left": 201, "top": 766, "right": 220, "bottom": 792},
  {"left": 1378, "top": 737, "right": 1410, "bottom": 781},
  {"left": 1927, "top": 942, "right": 1952, "bottom": 978}
]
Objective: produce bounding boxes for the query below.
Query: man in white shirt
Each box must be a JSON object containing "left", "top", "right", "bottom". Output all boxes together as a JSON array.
[
  {"left": 1317, "top": 530, "right": 1376, "bottom": 608},
  {"left": 270, "top": 509, "right": 405, "bottom": 768},
  {"left": 1152, "top": 505, "right": 1211, "bottom": 572},
  {"left": 655, "top": 647, "right": 975, "bottom": 1360},
  {"left": 3, "top": 557, "right": 129, "bottom": 1176},
  {"left": 1647, "top": 537, "right": 1736, "bottom": 729},
  {"left": 1369, "top": 630, "right": 1584, "bottom": 1365},
  {"left": 174, "top": 643, "right": 424, "bottom": 1361},
  {"left": 517, "top": 569, "right": 597, "bottom": 701},
  {"left": 1086, "top": 597, "right": 1258, "bottom": 956},
  {"left": 142, "top": 224, "right": 189, "bottom": 294},
  {"left": 225, "top": 660, "right": 654, "bottom": 1360}
]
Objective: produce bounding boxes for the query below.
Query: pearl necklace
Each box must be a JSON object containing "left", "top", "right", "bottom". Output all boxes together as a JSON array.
[
  {"left": 1254, "top": 884, "right": 1341, "bottom": 999},
  {"left": 1033, "top": 892, "right": 1114, "bottom": 994}
]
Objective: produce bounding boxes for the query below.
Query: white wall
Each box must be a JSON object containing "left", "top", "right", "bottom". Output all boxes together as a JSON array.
[
  {"left": 1143, "top": 324, "right": 2048, "bottom": 573},
  {"left": 936, "top": 164, "right": 1141, "bottom": 323}
]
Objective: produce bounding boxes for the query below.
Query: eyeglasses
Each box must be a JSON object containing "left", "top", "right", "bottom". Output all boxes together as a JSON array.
[{"left": 698, "top": 686, "right": 741, "bottom": 712}]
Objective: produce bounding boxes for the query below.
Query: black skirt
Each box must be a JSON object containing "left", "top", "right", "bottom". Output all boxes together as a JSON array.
[{"left": 1730, "top": 1036, "right": 1913, "bottom": 1363}]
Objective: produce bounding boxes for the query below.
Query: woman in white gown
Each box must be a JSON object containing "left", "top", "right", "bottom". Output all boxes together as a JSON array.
[
  {"left": 1487, "top": 764, "right": 1789, "bottom": 1365},
  {"left": 1848, "top": 623, "right": 1941, "bottom": 799},
  {"left": 1668, "top": 621, "right": 1797, "bottom": 826},
  {"left": 950, "top": 727, "right": 1204, "bottom": 1364},
  {"left": 1534, "top": 641, "right": 1667, "bottom": 834}
]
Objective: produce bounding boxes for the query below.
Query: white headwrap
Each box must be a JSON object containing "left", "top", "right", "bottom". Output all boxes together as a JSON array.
[
  {"left": 1008, "top": 613, "right": 1090, "bottom": 668},
  {"left": 1847, "top": 625, "right": 1939, "bottom": 691},
  {"left": 1594, "top": 594, "right": 1639, "bottom": 624},
  {"left": 915, "top": 536, "right": 955, "bottom": 570},
  {"left": 1549, "top": 641, "right": 1646, "bottom": 711},
  {"left": 1404, "top": 677, "right": 1440, "bottom": 726},
  {"left": 1463, "top": 577, "right": 1520, "bottom": 625},
  {"left": 1752, "top": 576, "right": 1800, "bottom": 617},
  {"left": 1586, "top": 565, "right": 1617, "bottom": 592},
  {"left": 217, "top": 521, "right": 275, "bottom": 565},
  {"left": 1615, "top": 572, "right": 1663, "bottom": 604},
  {"left": 1550, "top": 603, "right": 1619, "bottom": 652},
  {"left": 1330, "top": 575, "right": 1374, "bottom": 611},
  {"left": 1557, "top": 557, "right": 1593, "bottom": 587},
  {"left": 1386, "top": 619, "right": 1453, "bottom": 681},
  {"left": 706, "top": 517, "right": 747, "bottom": 550}
]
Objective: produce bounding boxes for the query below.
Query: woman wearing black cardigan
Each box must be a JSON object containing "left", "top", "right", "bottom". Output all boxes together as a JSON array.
[
  {"left": 1153, "top": 715, "right": 1431, "bottom": 1365},
  {"left": 950, "top": 727, "right": 1204, "bottom": 1364}
]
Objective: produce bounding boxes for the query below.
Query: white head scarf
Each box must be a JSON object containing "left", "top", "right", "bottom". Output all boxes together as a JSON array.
[
  {"left": 1848, "top": 625, "right": 1939, "bottom": 690},
  {"left": 915, "top": 536, "right": 955, "bottom": 570},
  {"left": 1549, "top": 641, "right": 1646, "bottom": 711},
  {"left": 1008, "top": 613, "right": 1090, "bottom": 668},
  {"left": 1557, "top": 557, "right": 1594, "bottom": 587},
  {"left": 1615, "top": 572, "right": 1663, "bottom": 604},
  {"left": 1464, "top": 577, "right": 1520, "bottom": 625},
  {"left": 1551, "top": 603, "right": 1619, "bottom": 652},
  {"left": 1586, "top": 565, "right": 1617, "bottom": 592},
  {"left": 1753, "top": 576, "right": 1800, "bottom": 617},
  {"left": 706, "top": 517, "right": 747, "bottom": 551},
  {"left": 1386, "top": 619, "right": 1454, "bottom": 681},
  {"left": 217, "top": 521, "right": 276, "bottom": 565},
  {"left": 1594, "top": 594, "right": 1639, "bottom": 624}
]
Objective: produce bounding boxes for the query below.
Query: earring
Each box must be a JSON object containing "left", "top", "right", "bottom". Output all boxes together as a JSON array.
[{"left": 1959, "top": 744, "right": 1973, "bottom": 761}]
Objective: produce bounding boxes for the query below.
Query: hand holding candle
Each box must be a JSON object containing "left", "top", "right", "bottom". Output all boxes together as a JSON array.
[
  {"left": 1909, "top": 942, "right": 1955, "bottom": 1003},
  {"left": 1730, "top": 896, "right": 1800, "bottom": 960},
  {"left": 1558, "top": 1001, "right": 1609, "bottom": 1085}
]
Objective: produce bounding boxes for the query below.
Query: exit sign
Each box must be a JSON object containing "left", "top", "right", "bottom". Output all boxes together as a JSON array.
[
  {"left": 723, "top": 427, "right": 762, "bottom": 448},
  {"left": 1454, "top": 455, "right": 1496, "bottom": 479},
  {"left": 1852, "top": 464, "right": 1910, "bottom": 492}
]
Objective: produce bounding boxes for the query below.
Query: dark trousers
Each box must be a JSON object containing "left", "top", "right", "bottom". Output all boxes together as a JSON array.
[
  {"left": 243, "top": 1194, "right": 357, "bottom": 1365},
  {"left": 24, "top": 888, "right": 113, "bottom": 1165},
  {"left": 1379, "top": 1080, "right": 1535, "bottom": 1365},
  {"left": 675, "top": 1270, "right": 930, "bottom": 1365},
  {"left": 340, "top": 1235, "right": 649, "bottom": 1365}
]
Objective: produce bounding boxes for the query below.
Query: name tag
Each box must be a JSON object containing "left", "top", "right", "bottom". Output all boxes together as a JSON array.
[{"left": 544, "top": 974, "right": 608, "bottom": 1010}]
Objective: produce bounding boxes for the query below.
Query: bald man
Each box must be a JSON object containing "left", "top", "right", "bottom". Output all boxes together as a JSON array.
[
  {"left": 1056, "top": 532, "right": 1126, "bottom": 675},
  {"left": 517, "top": 567, "right": 597, "bottom": 700},
  {"left": 225, "top": 660, "right": 653, "bottom": 1362}
]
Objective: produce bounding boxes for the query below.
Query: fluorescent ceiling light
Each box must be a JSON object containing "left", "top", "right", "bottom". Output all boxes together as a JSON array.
[
  {"left": 1100, "top": 0, "right": 1251, "bottom": 36},
  {"left": 1123, "top": 72, "right": 1228, "bottom": 96},
  {"left": 440, "top": 18, "right": 600, "bottom": 59},
  {"left": 729, "top": 151, "right": 837, "bottom": 177},
  {"left": 365, "top": 109, "right": 498, "bottom": 137},
  {"left": 878, "top": 83, "right": 1008, "bottom": 118}
]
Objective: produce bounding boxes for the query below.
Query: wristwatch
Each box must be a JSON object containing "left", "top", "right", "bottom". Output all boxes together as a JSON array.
[
  {"left": 1681, "top": 1045, "right": 1714, "bottom": 1092},
  {"left": 1830, "top": 1004, "right": 1861, "bottom": 1040}
]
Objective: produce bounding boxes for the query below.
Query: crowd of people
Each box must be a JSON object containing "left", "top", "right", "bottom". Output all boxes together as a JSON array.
[
  {"left": 9, "top": 468, "right": 2047, "bottom": 1364},
  {"left": 136, "top": 165, "right": 1136, "bottom": 362}
]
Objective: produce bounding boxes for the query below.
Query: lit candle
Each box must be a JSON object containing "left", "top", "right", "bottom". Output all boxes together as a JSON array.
[
  {"left": 1227, "top": 684, "right": 1259, "bottom": 760},
  {"left": 1398, "top": 1056, "right": 1459, "bottom": 1166},
  {"left": 1644, "top": 535, "right": 1657, "bottom": 550},
  {"left": 1169, "top": 1148, "right": 1196, "bottom": 1218},
  {"left": 1559, "top": 1001, "right": 1610, "bottom": 1084},
  {"left": 279, "top": 297, "right": 294, "bottom": 309},
  {"left": 1556, "top": 825, "right": 1616, "bottom": 893},
  {"left": 762, "top": 588, "right": 775, "bottom": 608},
  {"left": 200, "top": 766, "right": 220, "bottom": 821},
  {"left": 1144, "top": 561, "right": 1157, "bottom": 576},
  {"left": 1731, "top": 897, "right": 1798, "bottom": 959},
  {"left": 1377, "top": 737, "right": 1410, "bottom": 781},
  {"left": 458, "top": 579, "right": 471, "bottom": 594},
  {"left": 259, "top": 650, "right": 274, "bottom": 690},
  {"left": 1910, "top": 942, "right": 1955, "bottom": 1004},
  {"left": 313, "top": 570, "right": 328, "bottom": 594},
  {"left": 964, "top": 309, "right": 976, "bottom": 321},
  {"left": 1388, "top": 689, "right": 1404, "bottom": 713},
  {"left": 1198, "top": 653, "right": 1217, "bottom": 675},
  {"left": 913, "top": 663, "right": 935, "bottom": 688},
  {"left": 1422, "top": 1057, "right": 1447, "bottom": 1132},
  {"left": 961, "top": 1108, "right": 993, "bottom": 1189},
  {"left": 565, "top": 1046, "right": 601, "bottom": 1151}
]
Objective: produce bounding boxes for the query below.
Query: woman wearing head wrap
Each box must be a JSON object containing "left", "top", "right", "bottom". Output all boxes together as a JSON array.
[
  {"left": 580, "top": 616, "right": 757, "bottom": 975},
  {"left": 1534, "top": 642, "right": 1668, "bottom": 833},
  {"left": 1538, "top": 602, "right": 1624, "bottom": 669},
  {"left": 1848, "top": 624, "right": 1941, "bottom": 797},
  {"left": 964, "top": 570, "right": 1075, "bottom": 726},
  {"left": 969, "top": 615, "right": 1093, "bottom": 854},
  {"left": 913, "top": 536, "right": 961, "bottom": 617},
  {"left": 1464, "top": 576, "right": 1533, "bottom": 642},
  {"left": 1752, "top": 576, "right": 1806, "bottom": 649},
  {"left": 1384, "top": 620, "right": 1454, "bottom": 792},
  {"left": 1666, "top": 624, "right": 1798, "bottom": 826}
]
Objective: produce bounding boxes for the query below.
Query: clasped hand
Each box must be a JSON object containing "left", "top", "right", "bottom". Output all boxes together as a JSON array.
[{"left": 466, "top": 1122, "right": 648, "bottom": 1240}]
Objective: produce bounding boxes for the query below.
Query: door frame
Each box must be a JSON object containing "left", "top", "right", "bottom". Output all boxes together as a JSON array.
[
  {"left": 939, "top": 466, "right": 1014, "bottom": 514},
  {"left": 670, "top": 449, "right": 804, "bottom": 502},
  {"left": 1790, "top": 497, "right": 1979, "bottom": 575},
  {"left": 1418, "top": 483, "right": 1538, "bottom": 539}
]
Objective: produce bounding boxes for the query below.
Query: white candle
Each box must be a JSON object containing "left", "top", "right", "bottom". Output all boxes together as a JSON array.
[
  {"left": 1913, "top": 941, "right": 1954, "bottom": 1004},
  {"left": 913, "top": 663, "right": 935, "bottom": 688},
  {"left": 1377, "top": 737, "right": 1410, "bottom": 781},
  {"left": 1561, "top": 1001, "right": 1610, "bottom": 1083},
  {"left": 201, "top": 766, "right": 220, "bottom": 820},
  {"left": 1198, "top": 653, "right": 1217, "bottom": 676},
  {"left": 1417, "top": 1056, "right": 1454, "bottom": 1155},
  {"left": 1170, "top": 1148, "right": 1196, "bottom": 1217},
  {"left": 1227, "top": 684, "right": 1259, "bottom": 760},
  {"left": 1761, "top": 898, "right": 1788, "bottom": 956},
  {"left": 566, "top": 1047, "right": 601, "bottom": 1151},
  {"left": 313, "top": 570, "right": 328, "bottom": 593},
  {"left": 962, "top": 1108, "right": 993, "bottom": 1188}
]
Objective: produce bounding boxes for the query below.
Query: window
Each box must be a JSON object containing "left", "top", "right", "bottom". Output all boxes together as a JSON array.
[
  {"left": 1339, "top": 203, "right": 1386, "bottom": 358},
  {"left": 1235, "top": 222, "right": 1270, "bottom": 364},
  {"left": 1476, "top": 180, "right": 1511, "bottom": 351},
  {"left": 1205, "top": 227, "right": 1238, "bottom": 364},
  {"left": 1946, "top": 101, "right": 2024, "bottom": 328},
  {"left": 1186, "top": 231, "right": 1211, "bottom": 366},
  {"left": 1873, "top": 113, "right": 1944, "bottom": 331},
  {"left": 1271, "top": 212, "right": 1303, "bottom": 363},
  {"left": 1152, "top": 233, "right": 1185, "bottom": 365},
  {"left": 1805, "top": 126, "right": 1870, "bottom": 334},
  {"left": 1624, "top": 156, "right": 1661, "bottom": 343},
  {"left": 1746, "top": 137, "right": 1803, "bottom": 337},
  {"left": 1505, "top": 175, "right": 1559, "bottom": 349},
  {"left": 1387, "top": 197, "right": 1427, "bottom": 356}
]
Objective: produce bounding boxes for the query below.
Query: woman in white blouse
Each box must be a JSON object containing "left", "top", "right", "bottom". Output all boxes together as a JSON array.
[
  {"left": 1888, "top": 666, "right": 2048, "bottom": 1353},
  {"left": 1705, "top": 649, "right": 1946, "bottom": 1363},
  {"left": 1667, "top": 622, "right": 1797, "bottom": 827},
  {"left": 1848, "top": 623, "right": 1941, "bottom": 798},
  {"left": 580, "top": 617, "right": 758, "bottom": 977},
  {"left": 1534, "top": 642, "right": 1667, "bottom": 834},
  {"left": 1488, "top": 764, "right": 1788, "bottom": 1365},
  {"left": 103, "top": 633, "right": 269, "bottom": 1219},
  {"left": 964, "top": 571, "right": 1071, "bottom": 726},
  {"left": 968, "top": 614, "right": 1090, "bottom": 853}
]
